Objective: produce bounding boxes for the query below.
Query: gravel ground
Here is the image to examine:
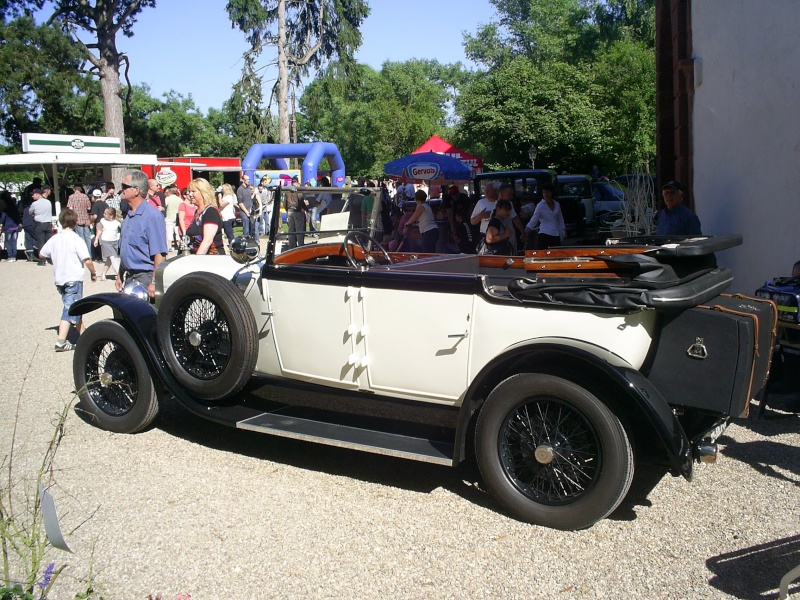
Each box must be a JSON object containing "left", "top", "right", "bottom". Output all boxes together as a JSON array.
[{"left": 1, "top": 256, "right": 799, "bottom": 600}]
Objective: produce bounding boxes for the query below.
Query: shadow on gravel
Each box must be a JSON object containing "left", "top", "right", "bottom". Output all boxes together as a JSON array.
[
  {"left": 146, "top": 397, "right": 674, "bottom": 525},
  {"left": 707, "top": 534, "right": 800, "bottom": 599},
  {"left": 738, "top": 410, "right": 800, "bottom": 438},
  {"left": 152, "top": 396, "right": 494, "bottom": 506},
  {"left": 718, "top": 434, "right": 800, "bottom": 484},
  {"left": 608, "top": 463, "right": 665, "bottom": 522}
]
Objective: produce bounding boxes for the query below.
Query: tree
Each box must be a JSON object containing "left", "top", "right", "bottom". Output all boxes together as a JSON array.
[
  {"left": 122, "top": 85, "right": 227, "bottom": 157},
  {"left": 3, "top": 0, "right": 156, "bottom": 184},
  {"left": 465, "top": 0, "right": 597, "bottom": 67},
  {"left": 457, "top": 0, "right": 656, "bottom": 174},
  {"left": 223, "top": 49, "right": 276, "bottom": 152},
  {"left": 456, "top": 57, "right": 604, "bottom": 171},
  {"left": 0, "top": 15, "right": 102, "bottom": 147},
  {"left": 226, "top": 0, "right": 370, "bottom": 144},
  {"left": 300, "top": 60, "right": 458, "bottom": 176},
  {"left": 592, "top": 37, "right": 655, "bottom": 170}
]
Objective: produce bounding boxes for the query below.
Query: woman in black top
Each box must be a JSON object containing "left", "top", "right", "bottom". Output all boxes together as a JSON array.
[
  {"left": 480, "top": 199, "right": 514, "bottom": 255},
  {"left": 186, "top": 178, "right": 225, "bottom": 255}
]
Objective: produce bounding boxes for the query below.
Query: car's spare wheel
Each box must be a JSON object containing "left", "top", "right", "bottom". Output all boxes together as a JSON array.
[{"left": 157, "top": 272, "right": 258, "bottom": 402}]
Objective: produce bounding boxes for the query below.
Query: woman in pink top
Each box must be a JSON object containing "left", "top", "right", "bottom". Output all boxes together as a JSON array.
[{"left": 177, "top": 187, "right": 197, "bottom": 238}]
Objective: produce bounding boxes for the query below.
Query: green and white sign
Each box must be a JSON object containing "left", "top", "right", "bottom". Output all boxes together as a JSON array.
[{"left": 22, "top": 133, "right": 122, "bottom": 154}]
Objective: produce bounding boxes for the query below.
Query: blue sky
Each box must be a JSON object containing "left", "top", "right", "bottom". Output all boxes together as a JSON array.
[{"left": 111, "top": 0, "right": 499, "bottom": 113}]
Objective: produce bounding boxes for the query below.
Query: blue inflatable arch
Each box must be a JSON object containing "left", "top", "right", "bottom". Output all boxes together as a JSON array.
[{"left": 241, "top": 142, "right": 346, "bottom": 187}]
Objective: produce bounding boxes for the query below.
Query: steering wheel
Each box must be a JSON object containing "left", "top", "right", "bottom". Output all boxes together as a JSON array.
[{"left": 343, "top": 230, "right": 392, "bottom": 269}]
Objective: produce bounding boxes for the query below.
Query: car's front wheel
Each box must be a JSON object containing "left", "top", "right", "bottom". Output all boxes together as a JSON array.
[
  {"left": 73, "top": 320, "right": 159, "bottom": 433},
  {"left": 476, "top": 373, "right": 634, "bottom": 530}
]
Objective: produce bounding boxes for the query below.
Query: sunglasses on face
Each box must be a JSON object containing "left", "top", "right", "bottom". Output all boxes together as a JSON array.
[{"left": 120, "top": 183, "right": 138, "bottom": 191}]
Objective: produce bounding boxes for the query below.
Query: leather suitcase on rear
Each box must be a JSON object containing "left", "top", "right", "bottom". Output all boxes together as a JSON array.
[
  {"left": 645, "top": 302, "right": 758, "bottom": 418},
  {"left": 706, "top": 294, "right": 778, "bottom": 401}
]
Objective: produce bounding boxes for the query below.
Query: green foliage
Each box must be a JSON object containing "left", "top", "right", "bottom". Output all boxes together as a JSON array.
[
  {"left": 300, "top": 59, "right": 463, "bottom": 177},
  {"left": 456, "top": 0, "right": 656, "bottom": 174},
  {"left": 592, "top": 37, "right": 656, "bottom": 169},
  {"left": 2, "top": 0, "right": 158, "bottom": 175},
  {"left": 593, "top": 0, "right": 656, "bottom": 49},
  {"left": 122, "top": 85, "right": 224, "bottom": 156},
  {"left": 0, "top": 0, "right": 656, "bottom": 178},
  {"left": 456, "top": 57, "right": 604, "bottom": 171},
  {"left": 0, "top": 16, "right": 100, "bottom": 147},
  {"left": 465, "top": 0, "right": 596, "bottom": 67}
]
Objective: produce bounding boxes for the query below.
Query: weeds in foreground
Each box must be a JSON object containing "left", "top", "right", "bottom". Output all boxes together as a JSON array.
[{"left": 0, "top": 349, "right": 103, "bottom": 599}]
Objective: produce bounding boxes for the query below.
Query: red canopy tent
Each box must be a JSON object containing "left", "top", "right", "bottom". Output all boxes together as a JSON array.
[{"left": 412, "top": 135, "right": 483, "bottom": 172}]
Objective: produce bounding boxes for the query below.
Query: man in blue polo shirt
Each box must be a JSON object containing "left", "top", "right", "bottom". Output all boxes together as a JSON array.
[
  {"left": 655, "top": 180, "right": 702, "bottom": 236},
  {"left": 115, "top": 169, "right": 168, "bottom": 299}
]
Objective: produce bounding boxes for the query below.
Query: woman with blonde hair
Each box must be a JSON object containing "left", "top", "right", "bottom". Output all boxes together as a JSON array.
[
  {"left": 218, "top": 182, "right": 237, "bottom": 245},
  {"left": 186, "top": 178, "right": 225, "bottom": 255}
]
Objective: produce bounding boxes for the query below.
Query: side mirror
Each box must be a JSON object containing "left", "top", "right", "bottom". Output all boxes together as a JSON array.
[{"left": 230, "top": 236, "right": 261, "bottom": 264}]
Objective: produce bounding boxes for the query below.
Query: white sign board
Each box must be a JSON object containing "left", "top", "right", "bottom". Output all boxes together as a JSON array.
[{"left": 22, "top": 133, "right": 122, "bottom": 154}]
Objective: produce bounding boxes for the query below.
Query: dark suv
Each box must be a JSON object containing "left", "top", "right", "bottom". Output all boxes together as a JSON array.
[
  {"left": 472, "top": 169, "right": 553, "bottom": 206},
  {"left": 556, "top": 175, "right": 595, "bottom": 230},
  {"left": 472, "top": 170, "right": 586, "bottom": 233}
]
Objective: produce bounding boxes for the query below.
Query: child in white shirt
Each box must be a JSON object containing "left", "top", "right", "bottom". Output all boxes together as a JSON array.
[{"left": 39, "top": 208, "right": 98, "bottom": 351}]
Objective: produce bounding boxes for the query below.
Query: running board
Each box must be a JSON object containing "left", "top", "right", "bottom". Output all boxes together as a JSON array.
[{"left": 237, "top": 412, "right": 455, "bottom": 466}]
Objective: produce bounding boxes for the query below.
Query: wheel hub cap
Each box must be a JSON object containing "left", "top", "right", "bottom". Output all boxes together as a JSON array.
[
  {"left": 534, "top": 444, "right": 555, "bottom": 464},
  {"left": 99, "top": 371, "right": 113, "bottom": 386},
  {"left": 188, "top": 330, "right": 203, "bottom": 347}
]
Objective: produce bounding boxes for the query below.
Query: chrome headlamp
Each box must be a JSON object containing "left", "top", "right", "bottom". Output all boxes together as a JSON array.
[{"left": 122, "top": 281, "right": 150, "bottom": 301}]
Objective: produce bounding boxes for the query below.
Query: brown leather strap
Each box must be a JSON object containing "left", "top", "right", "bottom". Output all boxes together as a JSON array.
[{"left": 699, "top": 303, "right": 759, "bottom": 402}]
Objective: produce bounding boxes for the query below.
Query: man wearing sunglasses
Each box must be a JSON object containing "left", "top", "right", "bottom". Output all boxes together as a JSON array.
[{"left": 115, "top": 170, "right": 168, "bottom": 299}]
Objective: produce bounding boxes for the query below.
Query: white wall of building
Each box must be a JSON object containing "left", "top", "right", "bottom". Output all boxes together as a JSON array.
[{"left": 692, "top": 0, "right": 800, "bottom": 293}]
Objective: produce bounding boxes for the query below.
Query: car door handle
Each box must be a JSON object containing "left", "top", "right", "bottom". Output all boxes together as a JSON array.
[{"left": 448, "top": 331, "right": 469, "bottom": 339}]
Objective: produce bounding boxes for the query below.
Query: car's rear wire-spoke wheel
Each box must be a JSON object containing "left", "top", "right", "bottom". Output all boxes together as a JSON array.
[
  {"left": 476, "top": 373, "right": 633, "bottom": 530},
  {"left": 157, "top": 272, "right": 258, "bottom": 402},
  {"left": 73, "top": 320, "right": 159, "bottom": 433},
  {"left": 500, "top": 398, "right": 600, "bottom": 505},
  {"left": 169, "top": 296, "right": 232, "bottom": 380}
]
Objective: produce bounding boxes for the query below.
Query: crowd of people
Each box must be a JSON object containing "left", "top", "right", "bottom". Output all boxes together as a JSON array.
[
  {"left": 275, "top": 174, "right": 613, "bottom": 255},
  {"left": 0, "top": 171, "right": 704, "bottom": 267},
  {"left": 0, "top": 170, "right": 207, "bottom": 352},
  {"left": 0, "top": 167, "right": 704, "bottom": 353}
]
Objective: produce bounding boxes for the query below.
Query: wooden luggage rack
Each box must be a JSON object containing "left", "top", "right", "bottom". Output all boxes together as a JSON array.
[{"left": 523, "top": 246, "right": 654, "bottom": 282}]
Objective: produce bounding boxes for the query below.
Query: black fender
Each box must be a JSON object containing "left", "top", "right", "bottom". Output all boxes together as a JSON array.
[
  {"left": 68, "top": 293, "right": 232, "bottom": 425},
  {"left": 454, "top": 342, "right": 693, "bottom": 480},
  {"left": 70, "top": 293, "right": 172, "bottom": 388}
]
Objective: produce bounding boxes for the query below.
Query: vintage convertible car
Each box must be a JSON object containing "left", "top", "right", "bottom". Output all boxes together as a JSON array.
[{"left": 69, "top": 188, "right": 775, "bottom": 530}]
